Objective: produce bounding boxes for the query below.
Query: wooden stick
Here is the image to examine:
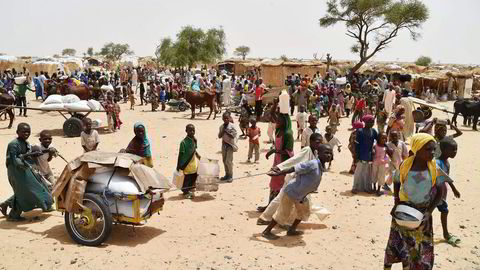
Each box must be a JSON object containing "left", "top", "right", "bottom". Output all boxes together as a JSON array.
[{"left": 0, "top": 104, "right": 105, "bottom": 113}]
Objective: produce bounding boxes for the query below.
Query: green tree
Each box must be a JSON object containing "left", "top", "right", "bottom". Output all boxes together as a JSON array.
[
  {"left": 62, "top": 48, "right": 76, "bottom": 56},
  {"left": 280, "top": 55, "right": 289, "bottom": 62},
  {"left": 155, "top": 26, "right": 226, "bottom": 68},
  {"left": 234, "top": 46, "right": 251, "bottom": 60},
  {"left": 99, "top": 43, "right": 133, "bottom": 62},
  {"left": 155, "top": 38, "right": 179, "bottom": 66},
  {"left": 201, "top": 27, "right": 227, "bottom": 64},
  {"left": 319, "top": 0, "right": 429, "bottom": 75},
  {"left": 415, "top": 56, "right": 432, "bottom": 66},
  {"left": 87, "top": 47, "right": 94, "bottom": 57}
]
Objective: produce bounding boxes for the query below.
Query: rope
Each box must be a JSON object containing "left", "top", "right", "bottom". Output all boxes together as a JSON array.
[
  {"left": 164, "top": 172, "right": 269, "bottom": 193},
  {"left": 0, "top": 105, "right": 13, "bottom": 114}
]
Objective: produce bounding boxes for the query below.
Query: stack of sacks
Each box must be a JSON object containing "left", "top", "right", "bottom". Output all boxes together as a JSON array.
[{"left": 39, "top": 94, "right": 104, "bottom": 111}]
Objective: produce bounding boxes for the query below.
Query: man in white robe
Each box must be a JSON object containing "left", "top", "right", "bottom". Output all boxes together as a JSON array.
[{"left": 222, "top": 75, "right": 232, "bottom": 107}]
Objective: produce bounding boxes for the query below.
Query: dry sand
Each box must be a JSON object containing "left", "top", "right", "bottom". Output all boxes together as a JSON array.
[{"left": 0, "top": 93, "right": 479, "bottom": 270}]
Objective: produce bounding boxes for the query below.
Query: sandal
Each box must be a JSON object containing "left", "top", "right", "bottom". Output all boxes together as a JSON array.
[
  {"left": 256, "top": 218, "right": 270, "bottom": 225},
  {"left": 446, "top": 234, "right": 461, "bottom": 247},
  {"left": 7, "top": 216, "right": 26, "bottom": 222},
  {"left": 0, "top": 203, "right": 7, "bottom": 216}
]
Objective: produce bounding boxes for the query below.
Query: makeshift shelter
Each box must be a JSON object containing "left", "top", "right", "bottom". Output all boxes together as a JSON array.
[
  {"left": 0, "top": 58, "right": 72, "bottom": 76},
  {"left": 217, "top": 59, "right": 326, "bottom": 87},
  {"left": 85, "top": 57, "right": 103, "bottom": 67}
]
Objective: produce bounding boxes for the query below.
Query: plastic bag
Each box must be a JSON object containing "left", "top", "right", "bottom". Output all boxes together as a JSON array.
[
  {"left": 310, "top": 205, "right": 331, "bottom": 221},
  {"left": 171, "top": 170, "right": 184, "bottom": 189}
]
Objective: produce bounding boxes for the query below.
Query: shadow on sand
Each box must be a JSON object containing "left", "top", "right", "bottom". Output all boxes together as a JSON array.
[{"left": 0, "top": 210, "right": 166, "bottom": 247}]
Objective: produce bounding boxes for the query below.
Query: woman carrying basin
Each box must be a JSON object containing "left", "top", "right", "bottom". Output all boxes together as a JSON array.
[{"left": 383, "top": 133, "right": 446, "bottom": 270}]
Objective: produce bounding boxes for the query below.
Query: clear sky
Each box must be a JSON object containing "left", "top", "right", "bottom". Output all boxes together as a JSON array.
[{"left": 2, "top": 0, "right": 479, "bottom": 65}]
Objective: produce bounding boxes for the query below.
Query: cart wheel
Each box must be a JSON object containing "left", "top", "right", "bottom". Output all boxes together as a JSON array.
[
  {"left": 179, "top": 103, "right": 187, "bottom": 111},
  {"left": 63, "top": 117, "right": 84, "bottom": 137},
  {"left": 65, "top": 193, "right": 113, "bottom": 246}
]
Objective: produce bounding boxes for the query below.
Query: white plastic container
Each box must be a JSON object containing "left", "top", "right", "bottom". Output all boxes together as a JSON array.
[
  {"left": 279, "top": 90, "right": 290, "bottom": 114},
  {"left": 197, "top": 159, "right": 220, "bottom": 177},
  {"left": 197, "top": 159, "right": 220, "bottom": 192}
]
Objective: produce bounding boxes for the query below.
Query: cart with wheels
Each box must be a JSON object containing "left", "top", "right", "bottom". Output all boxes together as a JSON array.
[
  {"left": 166, "top": 98, "right": 190, "bottom": 111},
  {"left": 52, "top": 152, "right": 171, "bottom": 246},
  {"left": 0, "top": 105, "right": 105, "bottom": 137}
]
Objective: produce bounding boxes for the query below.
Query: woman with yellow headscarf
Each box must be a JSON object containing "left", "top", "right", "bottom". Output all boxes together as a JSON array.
[{"left": 383, "top": 133, "right": 446, "bottom": 270}]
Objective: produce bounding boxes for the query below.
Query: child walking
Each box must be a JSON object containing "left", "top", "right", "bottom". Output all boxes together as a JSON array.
[
  {"left": 177, "top": 124, "right": 201, "bottom": 199},
  {"left": 128, "top": 86, "right": 136, "bottom": 110},
  {"left": 81, "top": 118, "right": 100, "bottom": 152},
  {"left": 247, "top": 118, "right": 261, "bottom": 163},
  {"left": 376, "top": 102, "right": 388, "bottom": 133},
  {"left": 436, "top": 137, "right": 461, "bottom": 246},
  {"left": 324, "top": 125, "right": 342, "bottom": 170},
  {"left": 371, "top": 132, "right": 392, "bottom": 196},
  {"left": 218, "top": 112, "right": 237, "bottom": 182},
  {"left": 327, "top": 103, "right": 341, "bottom": 134},
  {"left": 384, "top": 130, "right": 407, "bottom": 190},
  {"left": 301, "top": 114, "right": 321, "bottom": 148},
  {"left": 352, "top": 115, "right": 378, "bottom": 194},
  {"left": 348, "top": 121, "right": 364, "bottom": 174},
  {"left": 296, "top": 105, "right": 308, "bottom": 140}
]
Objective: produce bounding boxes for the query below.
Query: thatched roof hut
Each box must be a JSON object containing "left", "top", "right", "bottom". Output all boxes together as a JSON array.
[{"left": 218, "top": 59, "right": 326, "bottom": 87}]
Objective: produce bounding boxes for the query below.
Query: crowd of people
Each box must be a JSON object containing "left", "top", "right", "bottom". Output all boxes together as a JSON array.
[{"left": 0, "top": 64, "right": 466, "bottom": 269}]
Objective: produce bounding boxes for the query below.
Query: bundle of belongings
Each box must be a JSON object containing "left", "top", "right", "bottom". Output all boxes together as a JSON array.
[
  {"left": 39, "top": 94, "right": 103, "bottom": 111},
  {"left": 52, "top": 152, "right": 172, "bottom": 224}
]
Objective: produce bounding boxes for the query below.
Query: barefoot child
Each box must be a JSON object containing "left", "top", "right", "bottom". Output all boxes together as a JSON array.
[
  {"left": 262, "top": 143, "right": 333, "bottom": 240},
  {"left": 296, "top": 105, "right": 308, "bottom": 140},
  {"left": 128, "top": 86, "right": 136, "bottom": 110},
  {"left": 376, "top": 102, "right": 388, "bottom": 133},
  {"left": 436, "top": 137, "right": 461, "bottom": 246},
  {"left": 177, "top": 124, "right": 201, "bottom": 199},
  {"left": 327, "top": 102, "right": 340, "bottom": 134},
  {"left": 247, "top": 118, "right": 261, "bottom": 163},
  {"left": 81, "top": 118, "right": 100, "bottom": 152},
  {"left": 371, "top": 132, "right": 392, "bottom": 195},
  {"left": 239, "top": 106, "right": 250, "bottom": 138},
  {"left": 384, "top": 130, "right": 408, "bottom": 190},
  {"left": 324, "top": 125, "right": 342, "bottom": 170},
  {"left": 33, "top": 130, "right": 57, "bottom": 188}
]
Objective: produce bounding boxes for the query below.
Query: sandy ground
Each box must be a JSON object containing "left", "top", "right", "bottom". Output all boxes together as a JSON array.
[{"left": 0, "top": 92, "right": 479, "bottom": 270}]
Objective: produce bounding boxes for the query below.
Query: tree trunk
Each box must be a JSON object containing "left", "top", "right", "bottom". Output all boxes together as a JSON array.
[{"left": 348, "top": 58, "right": 368, "bottom": 78}]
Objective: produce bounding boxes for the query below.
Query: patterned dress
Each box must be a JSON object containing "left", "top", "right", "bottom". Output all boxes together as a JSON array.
[{"left": 384, "top": 170, "right": 442, "bottom": 270}]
